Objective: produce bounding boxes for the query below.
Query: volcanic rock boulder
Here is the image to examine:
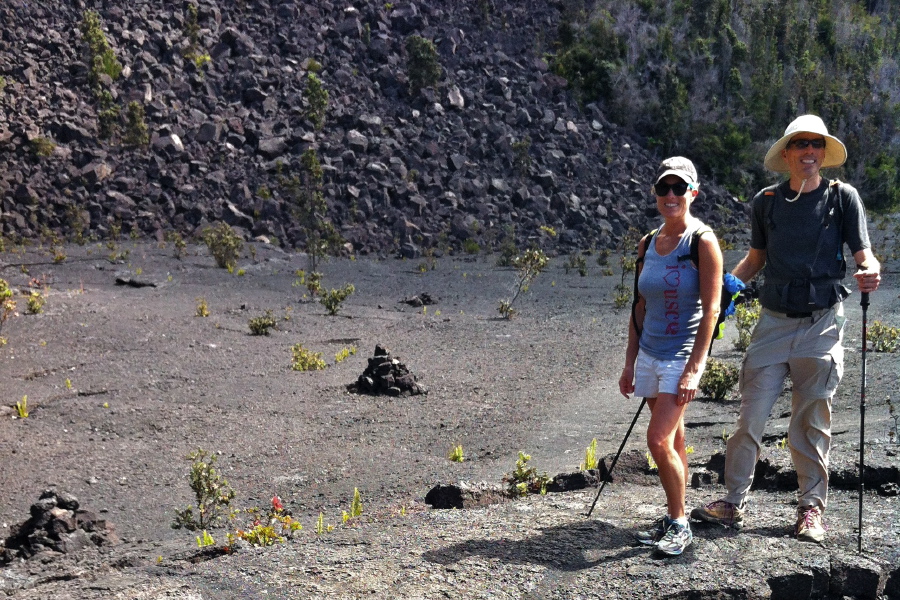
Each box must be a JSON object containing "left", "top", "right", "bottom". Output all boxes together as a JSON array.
[
  {"left": 0, "top": 489, "right": 120, "bottom": 564},
  {"left": 348, "top": 344, "right": 427, "bottom": 397}
]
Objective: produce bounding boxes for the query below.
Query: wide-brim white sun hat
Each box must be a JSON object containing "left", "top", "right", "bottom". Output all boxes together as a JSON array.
[{"left": 763, "top": 114, "right": 847, "bottom": 173}]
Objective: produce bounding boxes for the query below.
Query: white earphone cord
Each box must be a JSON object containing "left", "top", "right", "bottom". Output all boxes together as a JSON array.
[{"left": 785, "top": 178, "right": 809, "bottom": 202}]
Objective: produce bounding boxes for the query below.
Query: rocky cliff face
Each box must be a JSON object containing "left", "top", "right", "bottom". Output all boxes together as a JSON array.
[{"left": 0, "top": 0, "right": 746, "bottom": 256}]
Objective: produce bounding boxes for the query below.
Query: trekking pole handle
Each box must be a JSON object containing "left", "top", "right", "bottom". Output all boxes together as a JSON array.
[{"left": 860, "top": 292, "right": 869, "bottom": 309}]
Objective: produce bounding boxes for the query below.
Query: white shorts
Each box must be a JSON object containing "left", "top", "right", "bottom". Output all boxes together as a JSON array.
[{"left": 634, "top": 349, "right": 688, "bottom": 398}]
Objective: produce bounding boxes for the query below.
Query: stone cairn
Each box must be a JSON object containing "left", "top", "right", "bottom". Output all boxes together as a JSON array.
[
  {"left": 348, "top": 345, "right": 427, "bottom": 397},
  {"left": 0, "top": 490, "right": 120, "bottom": 563}
]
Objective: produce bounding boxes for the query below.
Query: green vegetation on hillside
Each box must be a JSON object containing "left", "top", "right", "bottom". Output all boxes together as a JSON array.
[{"left": 552, "top": 0, "right": 900, "bottom": 210}]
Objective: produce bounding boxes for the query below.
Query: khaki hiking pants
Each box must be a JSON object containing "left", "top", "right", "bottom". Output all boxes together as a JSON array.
[{"left": 723, "top": 304, "right": 845, "bottom": 511}]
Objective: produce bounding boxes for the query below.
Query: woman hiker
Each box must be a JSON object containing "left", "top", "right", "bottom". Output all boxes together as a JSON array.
[{"left": 617, "top": 156, "right": 723, "bottom": 556}]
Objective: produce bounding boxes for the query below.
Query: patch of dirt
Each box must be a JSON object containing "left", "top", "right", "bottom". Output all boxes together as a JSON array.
[{"left": 1, "top": 235, "right": 899, "bottom": 599}]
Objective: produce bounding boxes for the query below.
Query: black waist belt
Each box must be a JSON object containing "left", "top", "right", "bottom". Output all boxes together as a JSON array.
[{"left": 785, "top": 312, "right": 813, "bottom": 318}]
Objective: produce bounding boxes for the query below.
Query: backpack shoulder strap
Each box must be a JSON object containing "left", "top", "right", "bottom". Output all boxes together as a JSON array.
[
  {"left": 764, "top": 183, "right": 781, "bottom": 230},
  {"left": 631, "top": 229, "right": 656, "bottom": 338},
  {"left": 689, "top": 226, "right": 727, "bottom": 357},
  {"left": 826, "top": 179, "right": 845, "bottom": 228},
  {"left": 689, "top": 226, "right": 714, "bottom": 267}
]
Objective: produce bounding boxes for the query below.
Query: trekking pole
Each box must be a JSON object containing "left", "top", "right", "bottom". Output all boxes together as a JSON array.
[
  {"left": 586, "top": 398, "right": 646, "bottom": 517},
  {"left": 858, "top": 292, "right": 869, "bottom": 553}
]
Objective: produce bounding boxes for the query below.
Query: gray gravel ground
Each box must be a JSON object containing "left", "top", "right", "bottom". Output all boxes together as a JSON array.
[{"left": 0, "top": 226, "right": 898, "bottom": 599}]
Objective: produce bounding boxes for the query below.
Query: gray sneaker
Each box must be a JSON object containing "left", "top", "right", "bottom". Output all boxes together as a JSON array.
[
  {"left": 634, "top": 516, "right": 672, "bottom": 546},
  {"left": 656, "top": 520, "right": 693, "bottom": 556},
  {"left": 690, "top": 499, "right": 745, "bottom": 529}
]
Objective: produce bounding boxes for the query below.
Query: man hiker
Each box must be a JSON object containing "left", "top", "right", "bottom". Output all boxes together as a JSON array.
[{"left": 691, "top": 114, "right": 882, "bottom": 543}]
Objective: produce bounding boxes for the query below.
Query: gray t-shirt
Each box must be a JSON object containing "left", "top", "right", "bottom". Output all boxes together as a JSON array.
[
  {"left": 750, "top": 180, "right": 871, "bottom": 312},
  {"left": 638, "top": 222, "right": 705, "bottom": 360}
]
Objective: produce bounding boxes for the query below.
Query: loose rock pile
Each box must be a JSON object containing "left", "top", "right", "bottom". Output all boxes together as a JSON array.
[
  {"left": 0, "top": 490, "right": 120, "bottom": 564},
  {"left": 348, "top": 344, "right": 427, "bottom": 396},
  {"left": 0, "top": 0, "right": 747, "bottom": 257}
]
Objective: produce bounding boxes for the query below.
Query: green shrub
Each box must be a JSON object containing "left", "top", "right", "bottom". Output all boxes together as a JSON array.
[
  {"left": 80, "top": 10, "right": 122, "bottom": 86},
  {"left": 551, "top": 1, "right": 900, "bottom": 206},
  {"left": 282, "top": 149, "right": 343, "bottom": 273},
  {"left": 580, "top": 438, "right": 598, "bottom": 470},
  {"left": 226, "top": 496, "right": 302, "bottom": 549},
  {"left": 202, "top": 223, "right": 243, "bottom": 270},
  {"left": 502, "top": 452, "right": 552, "bottom": 497},
  {"left": 342, "top": 488, "right": 363, "bottom": 523},
  {"left": 0, "top": 279, "right": 17, "bottom": 342},
  {"left": 291, "top": 344, "right": 326, "bottom": 371},
  {"left": 405, "top": 35, "right": 442, "bottom": 93},
  {"left": 123, "top": 101, "right": 149, "bottom": 147},
  {"left": 448, "top": 444, "right": 465, "bottom": 463},
  {"left": 551, "top": 11, "right": 624, "bottom": 105},
  {"left": 320, "top": 283, "right": 355, "bottom": 316},
  {"left": 512, "top": 136, "right": 532, "bottom": 177},
  {"left": 15, "top": 396, "right": 29, "bottom": 419},
  {"left": 29, "top": 137, "right": 56, "bottom": 157},
  {"left": 304, "top": 72, "right": 329, "bottom": 130},
  {"left": 172, "top": 449, "right": 236, "bottom": 531},
  {"left": 98, "top": 105, "right": 120, "bottom": 140},
  {"left": 699, "top": 357, "right": 740, "bottom": 401},
  {"left": 565, "top": 254, "right": 588, "bottom": 277},
  {"left": 498, "top": 248, "right": 549, "bottom": 319},
  {"left": 248, "top": 310, "right": 277, "bottom": 335},
  {"left": 196, "top": 296, "right": 210, "bottom": 317},
  {"left": 864, "top": 153, "right": 900, "bottom": 212},
  {"left": 868, "top": 320, "right": 899, "bottom": 353},
  {"left": 734, "top": 299, "right": 761, "bottom": 352},
  {"left": 462, "top": 238, "right": 480, "bottom": 255},
  {"left": 25, "top": 291, "right": 45, "bottom": 315}
]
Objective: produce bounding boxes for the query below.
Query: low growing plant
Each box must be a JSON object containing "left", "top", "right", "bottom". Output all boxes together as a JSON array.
[
  {"left": 342, "top": 488, "right": 363, "bottom": 523},
  {"left": 449, "top": 444, "right": 465, "bottom": 463},
  {"left": 405, "top": 34, "right": 441, "bottom": 93},
  {"left": 503, "top": 452, "right": 552, "bottom": 497},
  {"left": 227, "top": 496, "right": 302, "bottom": 549},
  {"left": 320, "top": 283, "right": 355, "bottom": 316},
  {"left": 498, "top": 248, "right": 549, "bottom": 319},
  {"left": 315, "top": 512, "right": 335, "bottom": 535},
  {"left": 698, "top": 357, "right": 739, "bottom": 401},
  {"left": 248, "top": 310, "right": 277, "bottom": 336},
  {"left": 196, "top": 297, "right": 210, "bottom": 317},
  {"left": 15, "top": 395, "right": 29, "bottom": 419},
  {"left": 304, "top": 72, "right": 329, "bottom": 130},
  {"left": 645, "top": 451, "right": 658, "bottom": 472},
  {"left": 30, "top": 137, "right": 56, "bottom": 157},
  {"left": 172, "top": 449, "right": 236, "bottom": 531},
  {"left": 868, "top": 320, "right": 899, "bottom": 353},
  {"left": 734, "top": 299, "right": 761, "bottom": 351},
  {"left": 196, "top": 530, "right": 215, "bottom": 548},
  {"left": 564, "top": 254, "right": 588, "bottom": 277},
  {"left": 295, "top": 269, "right": 323, "bottom": 297},
  {"left": 166, "top": 231, "right": 187, "bottom": 259},
  {"left": 202, "top": 223, "right": 243, "bottom": 270},
  {"left": 0, "top": 278, "right": 17, "bottom": 340},
  {"left": 291, "top": 344, "right": 326, "bottom": 371},
  {"left": 580, "top": 438, "right": 598, "bottom": 471},
  {"left": 123, "top": 101, "right": 149, "bottom": 146},
  {"left": 334, "top": 346, "right": 357, "bottom": 363},
  {"left": 26, "top": 291, "right": 45, "bottom": 315}
]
